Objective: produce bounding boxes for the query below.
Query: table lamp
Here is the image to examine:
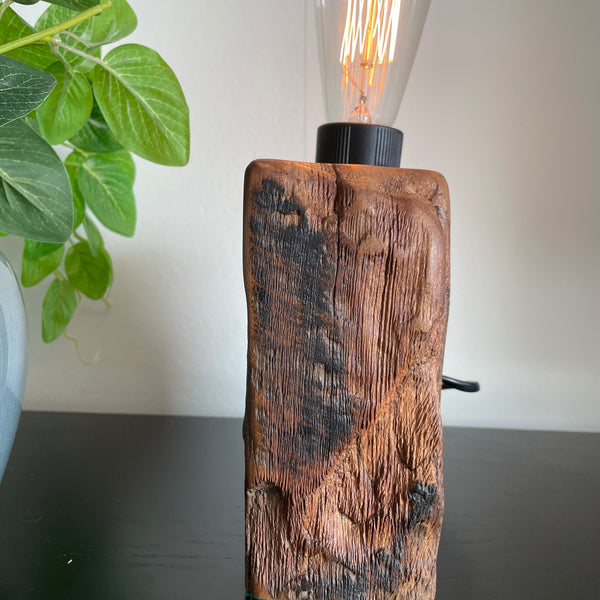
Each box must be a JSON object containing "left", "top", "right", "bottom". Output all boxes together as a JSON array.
[
  {"left": 315, "top": 0, "right": 430, "bottom": 167},
  {"left": 243, "top": 1, "right": 463, "bottom": 598}
]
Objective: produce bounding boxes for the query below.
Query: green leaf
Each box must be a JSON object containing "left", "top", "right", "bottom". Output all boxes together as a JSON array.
[
  {"left": 0, "top": 119, "right": 73, "bottom": 242},
  {"left": 0, "top": 55, "right": 56, "bottom": 127},
  {"left": 0, "top": 8, "right": 56, "bottom": 71},
  {"left": 77, "top": 150, "right": 135, "bottom": 236},
  {"left": 35, "top": 0, "right": 135, "bottom": 49},
  {"left": 64, "top": 151, "right": 86, "bottom": 229},
  {"left": 36, "top": 7, "right": 101, "bottom": 73},
  {"left": 23, "top": 112, "right": 42, "bottom": 135},
  {"left": 69, "top": 102, "right": 123, "bottom": 153},
  {"left": 38, "top": 0, "right": 136, "bottom": 49},
  {"left": 82, "top": 215, "right": 103, "bottom": 256},
  {"left": 21, "top": 239, "right": 64, "bottom": 287},
  {"left": 65, "top": 240, "right": 111, "bottom": 299},
  {"left": 36, "top": 62, "right": 93, "bottom": 145},
  {"left": 12, "top": 1, "right": 41, "bottom": 5},
  {"left": 42, "top": 277, "right": 77, "bottom": 342},
  {"left": 93, "top": 44, "right": 190, "bottom": 166},
  {"left": 72, "top": 191, "right": 85, "bottom": 229},
  {"left": 83, "top": 0, "right": 137, "bottom": 45},
  {"left": 44, "top": 0, "right": 101, "bottom": 11}
]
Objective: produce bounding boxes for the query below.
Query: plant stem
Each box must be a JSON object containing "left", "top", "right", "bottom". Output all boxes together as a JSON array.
[
  {"left": 64, "top": 143, "right": 89, "bottom": 159},
  {"left": 63, "top": 330, "right": 100, "bottom": 366},
  {"left": 53, "top": 42, "right": 134, "bottom": 102},
  {"left": 0, "top": 2, "right": 112, "bottom": 55},
  {"left": 51, "top": 39, "right": 106, "bottom": 70},
  {"left": 0, "top": 1, "right": 14, "bottom": 23},
  {"left": 103, "top": 284, "right": 112, "bottom": 308},
  {"left": 51, "top": 45, "right": 75, "bottom": 76},
  {"left": 61, "top": 30, "right": 93, "bottom": 48}
]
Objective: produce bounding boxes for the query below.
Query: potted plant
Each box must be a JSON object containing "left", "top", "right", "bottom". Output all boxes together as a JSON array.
[{"left": 0, "top": 0, "right": 190, "bottom": 480}]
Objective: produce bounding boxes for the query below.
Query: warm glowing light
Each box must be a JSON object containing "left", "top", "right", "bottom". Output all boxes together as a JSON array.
[{"left": 339, "top": 0, "right": 402, "bottom": 122}]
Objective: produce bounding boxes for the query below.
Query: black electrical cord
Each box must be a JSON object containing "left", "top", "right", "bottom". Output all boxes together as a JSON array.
[{"left": 441, "top": 376, "right": 480, "bottom": 393}]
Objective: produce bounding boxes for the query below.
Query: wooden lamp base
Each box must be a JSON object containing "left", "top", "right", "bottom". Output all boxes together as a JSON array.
[{"left": 243, "top": 159, "right": 450, "bottom": 600}]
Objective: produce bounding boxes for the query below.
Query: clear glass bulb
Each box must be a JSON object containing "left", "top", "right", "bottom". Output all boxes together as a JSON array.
[{"left": 315, "top": 0, "right": 431, "bottom": 126}]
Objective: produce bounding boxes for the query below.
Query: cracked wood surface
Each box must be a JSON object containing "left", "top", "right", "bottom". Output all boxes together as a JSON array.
[{"left": 243, "top": 160, "right": 450, "bottom": 600}]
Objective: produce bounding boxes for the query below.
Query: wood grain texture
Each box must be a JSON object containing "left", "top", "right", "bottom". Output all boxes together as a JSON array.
[{"left": 243, "top": 160, "right": 450, "bottom": 600}]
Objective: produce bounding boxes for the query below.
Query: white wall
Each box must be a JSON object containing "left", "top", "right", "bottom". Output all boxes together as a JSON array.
[{"left": 5, "top": 0, "right": 599, "bottom": 431}]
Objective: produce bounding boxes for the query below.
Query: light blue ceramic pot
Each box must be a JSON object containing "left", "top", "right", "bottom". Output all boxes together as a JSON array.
[{"left": 0, "top": 251, "right": 27, "bottom": 482}]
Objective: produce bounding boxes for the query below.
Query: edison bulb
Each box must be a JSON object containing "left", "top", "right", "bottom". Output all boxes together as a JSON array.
[{"left": 315, "top": 0, "right": 431, "bottom": 126}]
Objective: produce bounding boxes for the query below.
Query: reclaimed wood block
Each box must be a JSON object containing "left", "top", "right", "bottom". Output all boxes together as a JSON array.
[{"left": 243, "top": 159, "right": 450, "bottom": 600}]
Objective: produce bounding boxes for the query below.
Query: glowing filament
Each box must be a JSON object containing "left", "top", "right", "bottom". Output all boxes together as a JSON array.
[{"left": 339, "top": 0, "right": 402, "bottom": 122}]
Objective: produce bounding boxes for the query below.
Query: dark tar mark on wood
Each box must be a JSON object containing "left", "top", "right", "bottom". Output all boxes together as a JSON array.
[
  {"left": 408, "top": 481, "right": 437, "bottom": 528},
  {"left": 291, "top": 569, "right": 367, "bottom": 600},
  {"left": 249, "top": 178, "right": 356, "bottom": 470},
  {"left": 373, "top": 546, "right": 404, "bottom": 593}
]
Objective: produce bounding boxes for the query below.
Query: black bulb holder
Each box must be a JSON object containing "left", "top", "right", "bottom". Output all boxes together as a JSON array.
[{"left": 315, "top": 122, "right": 403, "bottom": 168}]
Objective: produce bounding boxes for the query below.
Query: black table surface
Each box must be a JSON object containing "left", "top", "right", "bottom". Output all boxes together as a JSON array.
[{"left": 0, "top": 412, "right": 598, "bottom": 599}]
